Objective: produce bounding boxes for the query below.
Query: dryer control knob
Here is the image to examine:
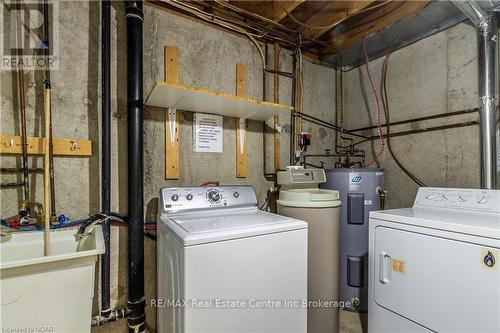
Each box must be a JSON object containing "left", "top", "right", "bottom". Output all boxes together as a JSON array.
[
  {"left": 233, "top": 191, "right": 240, "bottom": 198},
  {"left": 186, "top": 194, "right": 193, "bottom": 201},
  {"left": 478, "top": 196, "right": 488, "bottom": 204},
  {"left": 171, "top": 194, "right": 179, "bottom": 201}
]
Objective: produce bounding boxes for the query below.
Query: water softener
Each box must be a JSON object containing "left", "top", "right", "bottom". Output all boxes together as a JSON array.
[{"left": 321, "top": 168, "right": 384, "bottom": 312}]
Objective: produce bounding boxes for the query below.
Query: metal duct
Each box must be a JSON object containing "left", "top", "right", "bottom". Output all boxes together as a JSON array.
[
  {"left": 453, "top": 1, "right": 498, "bottom": 189},
  {"left": 325, "top": 1, "right": 500, "bottom": 70},
  {"left": 125, "top": 1, "right": 146, "bottom": 332}
]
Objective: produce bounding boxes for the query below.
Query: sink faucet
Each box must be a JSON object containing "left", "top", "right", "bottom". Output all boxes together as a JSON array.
[{"left": 75, "top": 213, "right": 109, "bottom": 241}]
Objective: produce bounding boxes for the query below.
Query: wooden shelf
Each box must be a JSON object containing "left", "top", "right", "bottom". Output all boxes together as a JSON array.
[{"left": 145, "top": 81, "right": 292, "bottom": 121}]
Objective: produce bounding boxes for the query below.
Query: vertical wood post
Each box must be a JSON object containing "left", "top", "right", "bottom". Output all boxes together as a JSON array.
[
  {"left": 236, "top": 64, "right": 248, "bottom": 178},
  {"left": 43, "top": 85, "right": 51, "bottom": 256},
  {"left": 164, "top": 46, "right": 180, "bottom": 179}
]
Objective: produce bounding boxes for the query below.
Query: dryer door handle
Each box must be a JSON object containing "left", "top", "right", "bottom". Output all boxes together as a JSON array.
[{"left": 379, "top": 251, "right": 392, "bottom": 284}]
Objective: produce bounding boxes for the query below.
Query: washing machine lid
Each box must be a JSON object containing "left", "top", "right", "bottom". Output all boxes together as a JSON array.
[
  {"left": 277, "top": 188, "right": 341, "bottom": 208},
  {"left": 161, "top": 208, "right": 308, "bottom": 246}
]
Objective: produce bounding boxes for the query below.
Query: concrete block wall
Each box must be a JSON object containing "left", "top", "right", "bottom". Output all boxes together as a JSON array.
[
  {"left": 343, "top": 22, "right": 488, "bottom": 208},
  {"left": 0, "top": 3, "right": 337, "bottom": 331}
]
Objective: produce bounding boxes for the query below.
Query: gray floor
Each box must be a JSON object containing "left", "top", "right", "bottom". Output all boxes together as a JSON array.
[
  {"left": 94, "top": 310, "right": 367, "bottom": 333},
  {"left": 340, "top": 310, "right": 367, "bottom": 333}
]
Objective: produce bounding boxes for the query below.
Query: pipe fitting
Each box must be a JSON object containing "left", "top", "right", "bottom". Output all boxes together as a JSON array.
[
  {"left": 91, "top": 308, "right": 131, "bottom": 327},
  {"left": 377, "top": 187, "right": 387, "bottom": 210},
  {"left": 479, "top": 96, "right": 497, "bottom": 108}
]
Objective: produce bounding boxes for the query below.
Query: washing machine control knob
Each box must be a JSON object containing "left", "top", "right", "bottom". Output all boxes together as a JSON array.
[
  {"left": 186, "top": 193, "right": 193, "bottom": 201},
  {"left": 233, "top": 191, "right": 239, "bottom": 198},
  {"left": 478, "top": 196, "right": 488, "bottom": 204},
  {"left": 171, "top": 194, "right": 179, "bottom": 201},
  {"left": 207, "top": 190, "right": 221, "bottom": 203}
]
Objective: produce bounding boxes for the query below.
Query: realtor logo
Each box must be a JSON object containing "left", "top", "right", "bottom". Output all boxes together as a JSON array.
[{"left": 1, "top": 1, "right": 59, "bottom": 70}]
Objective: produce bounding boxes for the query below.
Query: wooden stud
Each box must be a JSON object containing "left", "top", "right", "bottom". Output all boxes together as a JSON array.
[
  {"left": 267, "top": 1, "right": 305, "bottom": 23},
  {"left": 43, "top": 86, "right": 51, "bottom": 256},
  {"left": 273, "top": 43, "right": 281, "bottom": 172},
  {"left": 0, "top": 135, "right": 92, "bottom": 156},
  {"left": 236, "top": 63, "right": 247, "bottom": 178},
  {"left": 164, "top": 45, "right": 180, "bottom": 179},
  {"left": 299, "top": 1, "right": 375, "bottom": 40},
  {"left": 165, "top": 46, "right": 179, "bottom": 84},
  {"left": 236, "top": 63, "right": 247, "bottom": 97},
  {"left": 235, "top": 118, "right": 247, "bottom": 178},
  {"left": 227, "top": 1, "right": 305, "bottom": 23}
]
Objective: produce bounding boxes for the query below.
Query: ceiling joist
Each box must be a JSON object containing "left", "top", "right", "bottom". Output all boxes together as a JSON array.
[
  {"left": 149, "top": 0, "right": 433, "bottom": 61},
  {"left": 297, "top": 1, "right": 376, "bottom": 40},
  {"left": 318, "top": 0, "right": 431, "bottom": 55},
  {"left": 228, "top": 1, "right": 305, "bottom": 23}
]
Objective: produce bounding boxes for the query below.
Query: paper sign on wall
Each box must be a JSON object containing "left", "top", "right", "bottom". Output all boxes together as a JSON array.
[{"left": 193, "top": 113, "right": 223, "bottom": 153}]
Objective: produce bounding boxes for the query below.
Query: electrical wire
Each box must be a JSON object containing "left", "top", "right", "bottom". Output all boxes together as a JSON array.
[
  {"left": 259, "top": 185, "right": 280, "bottom": 211},
  {"left": 168, "top": 0, "right": 309, "bottom": 72},
  {"left": 199, "top": 180, "right": 220, "bottom": 187},
  {"left": 213, "top": 0, "right": 298, "bottom": 35},
  {"left": 168, "top": 0, "right": 269, "bottom": 69},
  {"left": 158, "top": 0, "right": 342, "bottom": 65},
  {"left": 20, "top": 1, "right": 44, "bottom": 41},
  {"left": 380, "top": 6, "right": 428, "bottom": 186},
  {"left": 361, "top": 31, "right": 385, "bottom": 168}
]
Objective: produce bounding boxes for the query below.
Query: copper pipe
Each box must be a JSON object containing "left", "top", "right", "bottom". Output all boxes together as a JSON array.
[
  {"left": 348, "top": 108, "right": 480, "bottom": 133},
  {"left": 355, "top": 120, "right": 479, "bottom": 144}
]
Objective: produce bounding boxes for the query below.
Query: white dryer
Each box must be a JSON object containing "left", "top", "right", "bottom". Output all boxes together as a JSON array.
[
  {"left": 368, "top": 187, "right": 500, "bottom": 333},
  {"left": 157, "top": 185, "right": 308, "bottom": 333}
]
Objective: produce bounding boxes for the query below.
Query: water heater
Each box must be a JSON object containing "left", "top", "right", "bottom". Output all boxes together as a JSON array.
[{"left": 321, "top": 168, "right": 384, "bottom": 312}]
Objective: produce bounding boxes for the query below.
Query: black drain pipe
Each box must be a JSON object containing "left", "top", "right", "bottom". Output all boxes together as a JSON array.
[
  {"left": 101, "top": 0, "right": 112, "bottom": 319},
  {"left": 125, "top": 1, "right": 146, "bottom": 332}
]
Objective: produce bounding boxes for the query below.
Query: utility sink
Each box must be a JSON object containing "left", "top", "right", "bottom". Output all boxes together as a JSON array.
[{"left": 1, "top": 226, "right": 104, "bottom": 333}]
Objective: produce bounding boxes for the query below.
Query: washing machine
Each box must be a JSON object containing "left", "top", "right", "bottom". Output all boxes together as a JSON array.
[
  {"left": 369, "top": 187, "right": 500, "bottom": 332},
  {"left": 276, "top": 167, "right": 342, "bottom": 333},
  {"left": 157, "top": 185, "right": 308, "bottom": 333}
]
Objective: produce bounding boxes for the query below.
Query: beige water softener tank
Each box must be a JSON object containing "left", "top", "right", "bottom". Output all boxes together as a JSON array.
[{"left": 277, "top": 167, "right": 342, "bottom": 333}]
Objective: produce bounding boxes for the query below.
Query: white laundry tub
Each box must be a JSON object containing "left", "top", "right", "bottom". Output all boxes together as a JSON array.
[{"left": 1, "top": 226, "right": 104, "bottom": 333}]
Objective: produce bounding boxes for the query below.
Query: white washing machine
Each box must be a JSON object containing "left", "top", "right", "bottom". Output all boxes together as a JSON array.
[
  {"left": 368, "top": 187, "right": 500, "bottom": 333},
  {"left": 157, "top": 185, "right": 308, "bottom": 333}
]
